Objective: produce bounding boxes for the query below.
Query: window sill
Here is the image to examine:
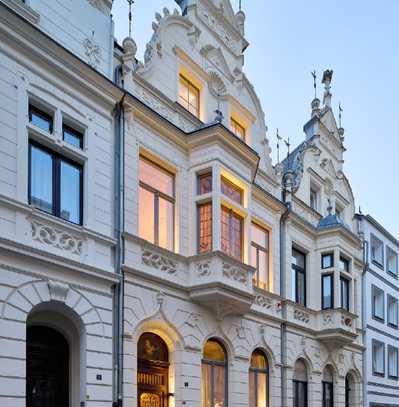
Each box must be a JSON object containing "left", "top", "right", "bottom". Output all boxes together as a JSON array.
[
  {"left": 372, "top": 260, "right": 384, "bottom": 271},
  {"left": 388, "top": 323, "right": 399, "bottom": 330},
  {"left": 372, "top": 371, "right": 385, "bottom": 378},
  {"left": 1, "top": 0, "right": 40, "bottom": 24},
  {"left": 372, "top": 315, "right": 385, "bottom": 324},
  {"left": 387, "top": 270, "right": 399, "bottom": 279},
  {"left": 388, "top": 375, "right": 399, "bottom": 380}
]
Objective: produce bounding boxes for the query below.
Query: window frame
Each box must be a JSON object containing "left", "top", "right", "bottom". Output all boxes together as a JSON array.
[
  {"left": 197, "top": 202, "right": 213, "bottom": 254},
  {"left": 249, "top": 349, "right": 269, "bottom": 407},
  {"left": 339, "top": 256, "right": 350, "bottom": 273},
  {"left": 28, "top": 104, "right": 54, "bottom": 133},
  {"left": 321, "top": 253, "right": 334, "bottom": 269},
  {"left": 372, "top": 339, "right": 385, "bottom": 377},
  {"left": 321, "top": 273, "right": 334, "bottom": 310},
  {"left": 322, "top": 381, "right": 334, "bottom": 407},
  {"left": 386, "top": 246, "right": 398, "bottom": 277},
  {"left": 221, "top": 176, "right": 243, "bottom": 205},
  {"left": 371, "top": 234, "right": 384, "bottom": 268},
  {"left": 251, "top": 222, "right": 270, "bottom": 291},
  {"left": 28, "top": 140, "right": 83, "bottom": 225},
  {"left": 372, "top": 285, "right": 385, "bottom": 322},
  {"left": 292, "top": 248, "right": 307, "bottom": 307},
  {"left": 309, "top": 187, "right": 319, "bottom": 211},
  {"left": 293, "top": 380, "right": 308, "bottom": 407},
  {"left": 178, "top": 74, "right": 200, "bottom": 118},
  {"left": 230, "top": 117, "right": 246, "bottom": 141},
  {"left": 388, "top": 345, "right": 399, "bottom": 380},
  {"left": 387, "top": 294, "right": 399, "bottom": 328},
  {"left": 220, "top": 205, "right": 243, "bottom": 261},
  {"left": 340, "top": 276, "right": 350, "bottom": 311},
  {"left": 62, "top": 123, "right": 84, "bottom": 150}
]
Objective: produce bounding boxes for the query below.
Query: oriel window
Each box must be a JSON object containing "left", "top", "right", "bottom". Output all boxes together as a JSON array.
[
  {"left": 179, "top": 74, "right": 200, "bottom": 118},
  {"left": 340, "top": 277, "right": 350, "bottom": 311},
  {"left": 251, "top": 223, "right": 270, "bottom": 290},
  {"left": 198, "top": 203, "right": 212, "bottom": 254},
  {"left": 139, "top": 157, "right": 175, "bottom": 251},
  {"left": 221, "top": 176, "right": 243, "bottom": 205},
  {"left": 29, "top": 141, "right": 83, "bottom": 225},
  {"left": 221, "top": 206, "right": 243, "bottom": 261}
]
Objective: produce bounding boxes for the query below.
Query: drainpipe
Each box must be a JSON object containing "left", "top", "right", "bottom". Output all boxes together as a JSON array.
[
  {"left": 113, "top": 65, "right": 126, "bottom": 407},
  {"left": 280, "top": 199, "right": 291, "bottom": 407}
]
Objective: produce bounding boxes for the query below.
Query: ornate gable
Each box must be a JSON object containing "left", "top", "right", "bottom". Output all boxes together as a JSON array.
[{"left": 200, "top": 44, "right": 233, "bottom": 81}]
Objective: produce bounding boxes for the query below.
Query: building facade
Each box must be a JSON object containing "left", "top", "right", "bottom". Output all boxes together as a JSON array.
[
  {"left": 357, "top": 215, "right": 399, "bottom": 407},
  {"left": 0, "top": 1, "right": 395, "bottom": 407}
]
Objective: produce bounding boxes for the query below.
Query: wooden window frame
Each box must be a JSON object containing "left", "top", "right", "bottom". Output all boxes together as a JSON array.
[
  {"left": 221, "top": 205, "right": 243, "bottom": 261},
  {"left": 178, "top": 74, "right": 200, "bottom": 118}
]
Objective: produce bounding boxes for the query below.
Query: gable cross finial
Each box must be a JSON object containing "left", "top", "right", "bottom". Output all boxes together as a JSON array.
[
  {"left": 311, "top": 70, "right": 317, "bottom": 99},
  {"left": 127, "top": 0, "right": 135, "bottom": 38}
]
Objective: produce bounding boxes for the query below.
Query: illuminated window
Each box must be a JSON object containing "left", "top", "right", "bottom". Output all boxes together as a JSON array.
[
  {"left": 249, "top": 349, "right": 269, "bottom": 407},
  {"left": 198, "top": 203, "right": 212, "bottom": 254},
  {"left": 231, "top": 117, "right": 246, "bottom": 140},
  {"left": 179, "top": 74, "right": 200, "bottom": 117},
  {"left": 221, "top": 206, "right": 243, "bottom": 261},
  {"left": 221, "top": 176, "right": 243, "bottom": 205},
  {"left": 202, "top": 339, "right": 227, "bottom": 407},
  {"left": 139, "top": 157, "right": 174, "bottom": 251},
  {"left": 198, "top": 172, "right": 212, "bottom": 195},
  {"left": 251, "top": 223, "right": 270, "bottom": 290}
]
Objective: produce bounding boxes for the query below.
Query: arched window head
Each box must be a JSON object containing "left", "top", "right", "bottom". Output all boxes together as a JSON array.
[
  {"left": 138, "top": 333, "right": 169, "bottom": 363},
  {"left": 293, "top": 359, "right": 308, "bottom": 407},
  {"left": 202, "top": 339, "right": 227, "bottom": 407},
  {"left": 249, "top": 349, "right": 269, "bottom": 407},
  {"left": 203, "top": 338, "right": 226, "bottom": 362}
]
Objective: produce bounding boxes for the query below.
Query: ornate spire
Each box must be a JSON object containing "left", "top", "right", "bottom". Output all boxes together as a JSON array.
[{"left": 322, "top": 69, "right": 333, "bottom": 107}]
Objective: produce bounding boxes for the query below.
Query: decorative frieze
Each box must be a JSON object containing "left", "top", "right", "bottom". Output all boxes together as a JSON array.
[
  {"left": 142, "top": 250, "right": 177, "bottom": 274},
  {"left": 222, "top": 262, "right": 247, "bottom": 284},
  {"left": 254, "top": 294, "right": 273, "bottom": 309},
  {"left": 294, "top": 309, "right": 310, "bottom": 324},
  {"left": 196, "top": 260, "right": 211, "bottom": 277},
  {"left": 31, "top": 220, "right": 83, "bottom": 255}
]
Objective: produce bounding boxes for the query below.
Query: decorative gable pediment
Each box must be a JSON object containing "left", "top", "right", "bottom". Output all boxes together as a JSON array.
[
  {"left": 320, "top": 158, "right": 344, "bottom": 181},
  {"left": 200, "top": 45, "right": 233, "bottom": 81}
]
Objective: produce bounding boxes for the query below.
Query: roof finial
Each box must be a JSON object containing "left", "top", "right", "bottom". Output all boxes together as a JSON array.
[
  {"left": 239, "top": 0, "right": 242, "bottom": 11},
  {"left": 127, "top": 0, "right": 135, "bottom": 38},
  {"left": 284, "top": 136, "right": 291, "bottom": 158},
  {"left": 311, "top": 70, "right": 317, "bottom": 99},
  {"left": 322, "top": 69, "right": 333, "bottom": 107},
  {"left": 339, "top": 102, "right": 343, "bottom": 128},
  {"left": 276, "top": 128, "right": 282, "bottom": 164}
]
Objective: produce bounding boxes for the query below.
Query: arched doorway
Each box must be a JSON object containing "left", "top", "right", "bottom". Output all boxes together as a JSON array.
[
  {"left": 26, "top": 325, "right": 69, "bottom": 407},
  {"left": 137, "top": 333, "right": 169, "bottom": 407}
]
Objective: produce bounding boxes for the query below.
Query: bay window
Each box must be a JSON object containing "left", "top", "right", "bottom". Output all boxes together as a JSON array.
[
  {"left": 198, "top": 203, "right": 212, "bottom": 254},
  {"left": 251, "top": 223, "right": 270, "bottom": 290},
  {"left": 221, "top": 176, "right": 243, "bottom": 205},
  {"left": 202, "top": 339, "right": 227, "bottom": 407},
  {"left": 322, "top": 253, "right": 334, "bottom": 269},
  {"left": 221, "top": 206, "right": 243, "bottom": 261},
  {"left": 29, "top": 141, "right": 82, "bottom": 225},
  {"left": 138, "top": 157, "right": 175, "bottom": 251},
  {"left": 249, "top": 350, "right": 269, "bottom": 407},
  {"left": 292, "top": 249, "right": 306, "bottom": 306}
]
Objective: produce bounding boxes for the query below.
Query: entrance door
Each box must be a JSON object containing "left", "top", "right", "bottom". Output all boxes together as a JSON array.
[
  {"left": 26, "top": 326, "right": 69, "bottom": 407},
  {"left": 137, "top": 333, "right": 169, "bottom": 407}
]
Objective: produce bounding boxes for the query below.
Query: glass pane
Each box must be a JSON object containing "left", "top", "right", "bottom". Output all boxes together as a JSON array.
[
  {"left": 252, "top": 223, "right": 268, "bottom": 248},
  {"left": 258, "top": 249, "right": 268, "bottom": 290},
  {"left": 292, "top": 249, "right": 305, "bottom": 269},
  {"left": 322, "top": 254, "right": 333, "bottom": 269},
  {"left": 257, "top": 372, "right": 267, "bottom": 407},
  {"left": 30, "top": 145, "right": 53, "bottom": 214},
  {"left": 339, "top": 257, "right": 349, "bottom": 272},
  {"left": 60, "top": 160, "right": 81, "bottom": 224},
  {"left": 179, "top": 78, "right": 188, "bottom": 103},
  {"left": 188, "top": 85, "right": 199, "bottom": 108},
  {"left": 249, "top": 370, "right": 256, "bottom": 407},
  {"left": 158, "top": 197, "right": 174, "bottom": 251},
  {"left": 139, "top": 186, "right": 155, "bottom": 244},
  {"left": 198, "top": 173, "right": 212, "bottom": 195},
  {"left": 203, "top": 340, "right": 225, "bottom": 362},
  {"left": 297, "top": 271, "right": 306, "bottom": 305},
  {"left": 202, "top": 363, "right": 212, "bottom": 407},
  {"left": 63, "top": 126, "right": 83, "bottom": 149},
  {"left": 251, "top": 350, "right": 268, "bottom": 369},
  {"left": 322, "top": 275, "right": 333, "bottom": 309},
  {"left": 341, "top": 278, "right": 349, "bottom": 310},
  {"left": 139, "top": 158, "right": 174, "bottom": 197},
  {"left": 213, "top": 365, "right": 226, "bottom": 407},
  {"left": 137, "top": 333, "right": 168, "bottom": 362},
  {"left": 221, "top": 207, "right": 230, "bottom": 255},
  {"left": 230, "top": 212, "right": 243, "bottom": 260},
  {"left": 198, "top": 203, "right": 212, "bottom": 253},
  {"left": 29, "top": 106, "right": 53, "bottom": 133},
  {"left": 221, "top": 177, "right": 242, "bottom": 204}
]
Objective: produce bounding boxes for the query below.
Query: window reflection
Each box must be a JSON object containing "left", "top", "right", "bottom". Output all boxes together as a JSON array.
[
  {"left": 249, "top": 350, "right": 268, "bottom": 407},
  {"left": 60, "top": 161, "right": 81, "bottom": 224}
]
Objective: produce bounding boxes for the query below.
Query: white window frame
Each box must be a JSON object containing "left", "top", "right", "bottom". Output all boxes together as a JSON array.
[
  {"left": 372, "top": 339, "right": 385, "bottom": 376},
  {"left": 387, "top": 294, "right": 399, "bottom": 328},
  {"left": 372, "top": 285, "right": 385, "bottom": 322},
  {"left": 371, "top": 234, "right": 384, "bottom": 268},
  {"left": 387, "top": 246, "right": 398, "bottom": 277},
  {"left": 388, "top": 345, "right": 399, "bottom": 379}
]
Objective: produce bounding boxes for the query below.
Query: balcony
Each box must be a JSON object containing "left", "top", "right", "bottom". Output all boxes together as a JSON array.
[
  {"left": 315, "top": 309, "right": 358, "bottom": 347},
  {"left": 188, "top": 251, "right": 255, "bottom": 319}
]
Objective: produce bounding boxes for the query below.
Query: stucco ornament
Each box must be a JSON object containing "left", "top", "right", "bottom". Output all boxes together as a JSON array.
[
  {"left": 222, "top": 262, "right": 247, "bottom": 284},
  {"left": 196, "top": 260, "right": 211, "bottom": 277},
  {"left": 254, "top": 294, "right": 273, "bottom": 309},
  {"left": 83, "top": 32, "right": 101, "bottom": 68},
  {"left": 48, "top": 280, "right": 69, "bottom": 302},
  {"left": 207, "top": 71, "right": 227, "bottom": 98},
  {"left": 142, "top": 250, "right": 177, "bottom": 274}
]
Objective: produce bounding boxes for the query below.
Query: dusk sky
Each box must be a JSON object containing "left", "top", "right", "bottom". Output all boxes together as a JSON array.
[{"left": 112, "top": 0, "right": 398, "bottom": 237}]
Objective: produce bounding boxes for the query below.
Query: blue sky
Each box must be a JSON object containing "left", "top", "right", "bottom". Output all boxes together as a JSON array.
[{"left": 112, "top": 0, "right": 398, "bottom": 237}]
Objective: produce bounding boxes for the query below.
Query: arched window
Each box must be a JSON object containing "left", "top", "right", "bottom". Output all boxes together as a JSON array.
[
  {"left": 322, "top": 366, "right": 334, "bottom": 407},
  {"left": 137, "top": 333, "right": 169, "bottom": 407},
  {"left": 293, "top": 359, "right": 308, "bottom": 407},
  {"left": 249, "top": 349, "right": 269, "bottom": 407},
  {"left": 345, "top": 373, "right": 356, "bottom": 407},
  {"left": 202, "top": 339, "right": 227, "bottom": 407}
]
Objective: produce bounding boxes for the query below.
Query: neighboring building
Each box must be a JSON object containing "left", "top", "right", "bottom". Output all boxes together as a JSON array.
[
  {"left": 357, "top": 214, "right": 399, "bottom": 407},
  {"left": 0, "top": 1, "right": 123, "bottom": 406}
]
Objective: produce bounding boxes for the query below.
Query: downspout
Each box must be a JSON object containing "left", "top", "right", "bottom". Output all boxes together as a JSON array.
[
  {"left": 113, "top": 64, "right": 126, "bottom": 407},
  {"left": 280, "top": 199, "right": 291, "bottom": 407}
]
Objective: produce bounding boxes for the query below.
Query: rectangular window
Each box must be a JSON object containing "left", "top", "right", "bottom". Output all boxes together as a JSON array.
[
  {"left": 387, "top": 247, "right": 398, "bottom": 276},
  {"left": 372, "top": 285, "right": 385, "bottom": 321},
  {"left": 221, "top": 206, "right": 243, "bottom": 261},
  {"left": 29, "top": 142, "right": 82, "bottom": 225},
  {"left": 371, "top": 234, "right": 384, "bottom": 267},
  {"left": 322, "top": 382, "right": 333, "bottom": 407},
  {"left": 322, "top": 253, "right": 334, "bottom": 269},
  {"left": 230, "top": 117, "right": 246, "bottom": 140},
  {"left": 250, "top": 223, "right": 269, "bottom": 290},
  {"left": 372, "top": 340, "right": 385, "bottom": 376},
  {"left": 198, "top": 172, "right": 212, "bottom": 195},
  {"left": 310, "top": 188, "right": 318, "bottom": 211},
  {"left": 138, "top": 157, "right": 175, "bottom": 251},
  {"left": 63, "top": 124, "right": 84, "bottom": 149},
  {"left": 322, "top": 274, "right": 334, "bottom": 310},
  {"left": 292, "top": 249, "right": 306, "bottom": 306},
  {"left": 339, "top": 256, "right": 350, "bottom": 273},
  {"left": 388, "top": 346, "right": 399, "bottom": 379},
  {"left": 198, "top": 203, "right": 212, "bottom": 254},
  {"left": 29, "top": 104, "right": 53, "bottom": 133},
  {"left": 388, "top": 295, "right": 399, "bottom": 328},
  {"left": 221, "top": 177, "right": 243, "bottom": 205},
  {"left": 340, "top": 277, "right": 350, "bottom": 311},
  {"left": 178, "top": 74, "right": 200, "bottom": 117},
  {"left": 293, "top": 380, "right": 308, "bottom": 407}
]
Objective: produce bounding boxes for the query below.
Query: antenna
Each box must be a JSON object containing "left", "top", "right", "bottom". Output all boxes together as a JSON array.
[
  {"left": 339, "top": 102, "right": 343, "bottom": 128},
  {"left": 276, "top": 128, "right": 282, "bottom": 164},
  {"left": 311, "top": 70, "right": 317, "bottom": 99},
  {"left": 127, "top": 0, "right": 135, "bottom": 38}
]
